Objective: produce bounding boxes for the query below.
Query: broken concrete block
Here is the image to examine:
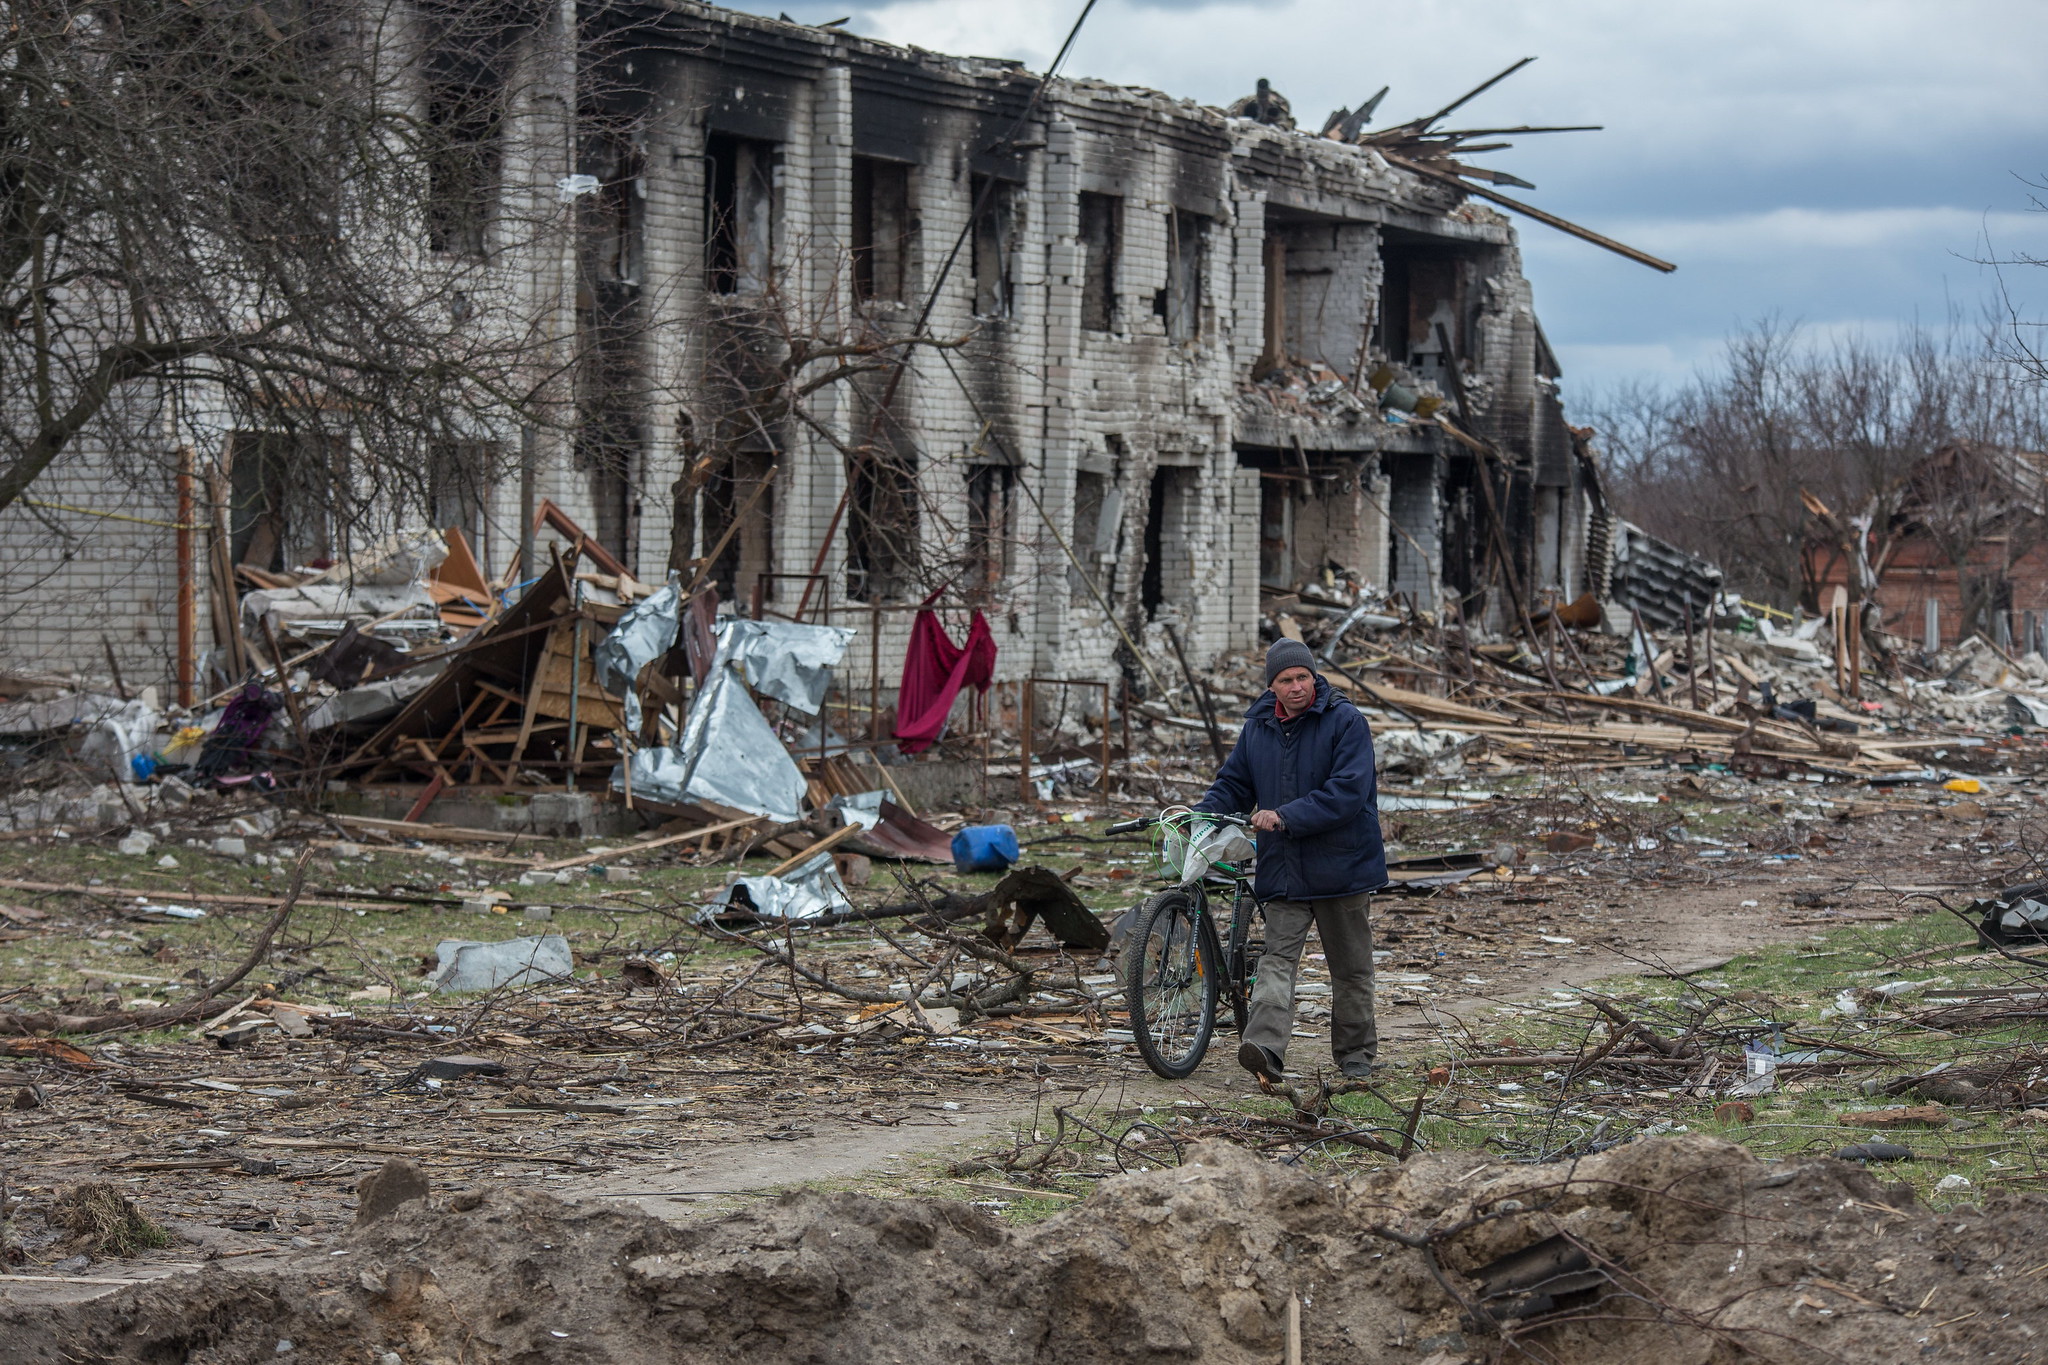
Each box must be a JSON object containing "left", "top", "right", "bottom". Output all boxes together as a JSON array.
[
  {"left": 115, "top": 829, "right": 155, "bottom": 856},
  {"left": 522, "top": 904, "right": 553, "bottom": 922},
  {"left": 603, "top": 866, "right": 636, "bottom": 884},
  {"left": 354, "top": 1158, "right": 429, "bottom": 1224},
  {"left": 426, "top": 935, "right": 573, "bottom": 992},
  {"left": 269, "top": 1006, "right": 313, "bottom": 1038},
  {"left": 212, "top": 836, "right": 247, "bottom": 858}
]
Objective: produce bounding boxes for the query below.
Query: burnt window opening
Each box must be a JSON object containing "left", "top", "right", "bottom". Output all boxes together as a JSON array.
[
  {"left": 592, "top": 140, "right": 646, "bottom": 286},
  {"left": 1140, "top": 466, "right": 1196, "bottom": 620},
  {"left": 1158, "top": 210, "right": 1206, "bottom": 343},
  {"left": 964, "top": 462, "right": 1015, "bottom": 597},
  {"left": 1376, "top": 242, "right": 1476, "bottom": 390},
  {"left": 425, "top": 77, "right": 506, "bottom": 257},
  {"left": 851, "top": 156, "right": 912, "bottom": 303},
  {"left": 1078, "top": 192, "right": 1120, "bottom": 332},
  {"left": 706, "top": 132, "right": 776, "bottom": 295},
  {"left": 847, "top": 445, "right": 920, "bottom": 603},
  {"left": 970, "top": 175, "right": 1016, "bottom": 318},
  {"left": 228, "top": 431, "right": 343, "bottom": 572},
  {"left": 700, "top": 451, "right": 776, "bottom": 606},
  {"left": 1259, "top": 476, "right": 1293, "bottom": 589},
  {"left": 428, "top": 440, "right": 497, "bottom": 564}
]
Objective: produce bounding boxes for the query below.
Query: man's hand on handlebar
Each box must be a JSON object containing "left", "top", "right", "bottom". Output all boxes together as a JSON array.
[{"left": 1250, "top": 809, "right": 1286, "bottom": 833}]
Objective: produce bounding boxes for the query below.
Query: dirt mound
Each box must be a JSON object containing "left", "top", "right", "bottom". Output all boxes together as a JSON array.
[{"left": 5, "top": 1137, "right": 2043, "bottom": 1363}]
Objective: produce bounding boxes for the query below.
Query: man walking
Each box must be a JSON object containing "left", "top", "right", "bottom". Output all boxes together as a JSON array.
[{"left": 1196, "top": 638, "right": 1386, "bottom": 1080}]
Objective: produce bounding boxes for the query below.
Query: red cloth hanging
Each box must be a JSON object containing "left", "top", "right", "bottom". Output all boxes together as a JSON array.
[{"left": 894, "top": 605, "right": 997, "bottom": 753}]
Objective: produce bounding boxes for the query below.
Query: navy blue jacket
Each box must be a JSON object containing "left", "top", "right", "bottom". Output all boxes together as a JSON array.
[{"left": 1195, "top": 675, "right": 1386, "bottom": 901}]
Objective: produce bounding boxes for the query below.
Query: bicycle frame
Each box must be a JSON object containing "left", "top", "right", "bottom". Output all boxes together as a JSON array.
[{"left": 1121, "top": 809, "right": 1265, "bottom": 1031}]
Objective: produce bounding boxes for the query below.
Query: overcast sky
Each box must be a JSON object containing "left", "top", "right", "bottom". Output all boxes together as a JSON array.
[{"left": 731, "top": 0, "right": 2048, "bottom": 404}]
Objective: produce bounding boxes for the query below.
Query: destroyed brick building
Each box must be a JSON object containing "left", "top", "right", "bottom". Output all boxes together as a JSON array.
[
  {"left": 0, "top": 1, "right": 1673, "bottom": 715},
  {"left": 1805, "top": 441, "right": 2048, "bottom": 654}
]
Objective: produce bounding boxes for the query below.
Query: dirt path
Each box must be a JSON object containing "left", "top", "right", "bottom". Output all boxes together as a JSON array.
[
  {"left": 564, "top": 842, "right": 1959, "bottom": 1217},
  {"left": 0, "top": 807, "right": 1993, "bottom": 1303}
]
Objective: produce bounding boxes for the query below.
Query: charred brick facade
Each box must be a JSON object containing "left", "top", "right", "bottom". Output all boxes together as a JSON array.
[{"left": 0, "top": 1, "right": 1605, "bottom": 704}]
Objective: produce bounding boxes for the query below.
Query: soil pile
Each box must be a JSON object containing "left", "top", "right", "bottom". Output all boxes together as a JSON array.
[{"left": 5, "top": 1136, "right": 2042, "bottom": 1363}]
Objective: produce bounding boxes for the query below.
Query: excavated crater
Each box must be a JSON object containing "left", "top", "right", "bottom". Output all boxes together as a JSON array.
[{"left": 5, "top": 1136, "right": 2044, "bottom": 1364}]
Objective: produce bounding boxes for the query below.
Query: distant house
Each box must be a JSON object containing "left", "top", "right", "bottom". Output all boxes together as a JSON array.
[{"left": 1806, "top": 441, "right": 2048, "bottom": 652}]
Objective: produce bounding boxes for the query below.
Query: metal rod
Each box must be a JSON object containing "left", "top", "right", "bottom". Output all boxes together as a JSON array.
[
  {"left": 567, "top": 589, "right": 584, "bottom": 795},
  {"left": 258, "top": 616, "right": 309, "bottom": 755},
  {"left": 1020, "top": 679, "right": 1034, "bottom": 805},
  {"left": 1165, "top": 624, "right": 1226, "bottom": 766}
]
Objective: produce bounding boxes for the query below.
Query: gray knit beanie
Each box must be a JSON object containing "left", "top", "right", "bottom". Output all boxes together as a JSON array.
[{"left": 1264, "top": 638, "right": 1317, "bottom": 686}]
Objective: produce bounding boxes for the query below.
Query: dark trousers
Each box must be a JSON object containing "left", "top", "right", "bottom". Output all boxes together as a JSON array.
[{"left": 1242, "top": 890, "right": 1377, "bottom": 1067}]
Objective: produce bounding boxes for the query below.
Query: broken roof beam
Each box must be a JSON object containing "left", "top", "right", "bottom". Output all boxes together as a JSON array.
[{"left": 1379, "top": 150, "right": 1676, "bottom": 274}]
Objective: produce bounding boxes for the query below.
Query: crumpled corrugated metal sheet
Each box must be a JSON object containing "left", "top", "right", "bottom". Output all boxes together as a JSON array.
[{"left": 1607, "top": 519, "right": 1723, "bottom": 632}]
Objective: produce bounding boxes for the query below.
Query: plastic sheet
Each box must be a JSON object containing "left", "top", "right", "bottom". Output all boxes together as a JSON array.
[
  {"left": 702, "top": 852, "right": 852, "bottom": 923},
  {"left": 592, "top": 576, "right": 683, "bottom": 732},
  {"left": 427, "top": 934, "right": 574, "bottom": 992},
  {"left": 76, "top": 699, "right": 162, "bottom": 784},
  {"left": 712, "top": 619, "right": 853, "bottom": 715},
  {"left": 620, "top": 663, "right": 806, "bottom": 822}
]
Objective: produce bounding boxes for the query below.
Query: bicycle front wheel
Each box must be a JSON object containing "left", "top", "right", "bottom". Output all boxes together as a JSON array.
[{"left": 1122, "top": 890, "right": 1218, "bottom": 1079}]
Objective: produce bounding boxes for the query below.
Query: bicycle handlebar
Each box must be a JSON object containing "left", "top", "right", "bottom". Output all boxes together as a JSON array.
[{"left": 1106, "top": 811, "right": 1250, "bottom": 836}]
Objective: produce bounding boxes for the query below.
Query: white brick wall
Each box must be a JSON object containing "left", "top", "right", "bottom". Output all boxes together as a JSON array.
[{"left": 0, "top": 2, "right": 1582, "bottom": 710}]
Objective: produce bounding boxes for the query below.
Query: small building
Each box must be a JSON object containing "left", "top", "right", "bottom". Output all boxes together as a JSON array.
[{"left": 1806, "top": 441, "right": 2048, "bottom": 653}]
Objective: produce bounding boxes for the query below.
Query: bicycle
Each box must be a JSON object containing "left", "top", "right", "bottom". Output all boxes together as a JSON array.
[{"left": 1107, "top": 808, "right": 1266, "bottom": 1080}]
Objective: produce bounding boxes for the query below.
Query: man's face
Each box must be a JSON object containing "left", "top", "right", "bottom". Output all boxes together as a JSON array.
[{"left": 1272, "top": 665, "right": 1316, "bottom": 714}]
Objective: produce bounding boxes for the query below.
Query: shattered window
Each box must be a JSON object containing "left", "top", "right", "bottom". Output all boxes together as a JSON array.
[
  {"left": 424, "top": 76, "right": 505, "bottom": 258},
  {"left": 970, "top": 175, "right": 1017, "bottom": 319},
  {"left": 851, "top": 156, "right": 913, "bottom": 303},
  {"left": 848, "top": 450, "right": 920, "bottom": 603},
  {"left": 1078, "top": 192, "right": 1119, "bottom": 332},
  {"left": 427, "top": 441, "right": 496, "bottom": 564},
  {"left": 701, "top": 451, "right": 776, "bottom": 606},
  {"left": 1069, "top": 467, "right": 1122, "bottom": 606},
  {"left": 1141, "top": 465, "right": 1196, "bottom": 619},
  {"left": 1161, "top": 209, "right": 1206, "bottom": 343},
  {"left": 848, "top": 395, "right": 920, "bottom": 604},
  {"left": 228, "top": 431, "right": 343, "bottom": 572},
  {"left": 590, "top": 137, "right": 646, "bottom": 286},
  {"left": 706, "top": 133, "right": 777, "bottom": 295},
  {"left": 965, "top": 462, "right": 1015, "bottom": 596}
]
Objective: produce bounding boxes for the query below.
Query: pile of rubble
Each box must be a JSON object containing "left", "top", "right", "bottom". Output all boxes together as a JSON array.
[{"left": 8, "top": 1137, "right": 2043, "bottom": 1363}]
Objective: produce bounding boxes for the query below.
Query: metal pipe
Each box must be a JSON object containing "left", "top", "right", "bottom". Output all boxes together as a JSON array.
[{"left": 175, "top": 445, "right": 195, "bottom": 707}]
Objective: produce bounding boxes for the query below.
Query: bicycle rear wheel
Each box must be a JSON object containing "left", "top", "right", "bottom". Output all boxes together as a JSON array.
[{"left": 1123, "top": 890, "right": 1218, "bottom": 1079}]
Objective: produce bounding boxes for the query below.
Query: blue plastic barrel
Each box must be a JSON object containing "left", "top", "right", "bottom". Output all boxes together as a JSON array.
[{"left": 951, "top": 824, "right": 1020, "bottom": 873}]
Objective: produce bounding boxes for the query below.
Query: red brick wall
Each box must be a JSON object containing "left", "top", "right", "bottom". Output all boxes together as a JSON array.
[{"left": 1806, "top": 537, "right": 2048, "bottom": 650}]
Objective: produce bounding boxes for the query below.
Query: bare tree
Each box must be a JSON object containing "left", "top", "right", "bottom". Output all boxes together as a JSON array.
[
  {"left": 0, "top": 0, "right": 596, "bottom": 531},
  {"left": 1586, "top": 321, "right": 2047, "bottom": 613},
  {"left": 667, "top": 243, "right": 977, "bottom": 610}
]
